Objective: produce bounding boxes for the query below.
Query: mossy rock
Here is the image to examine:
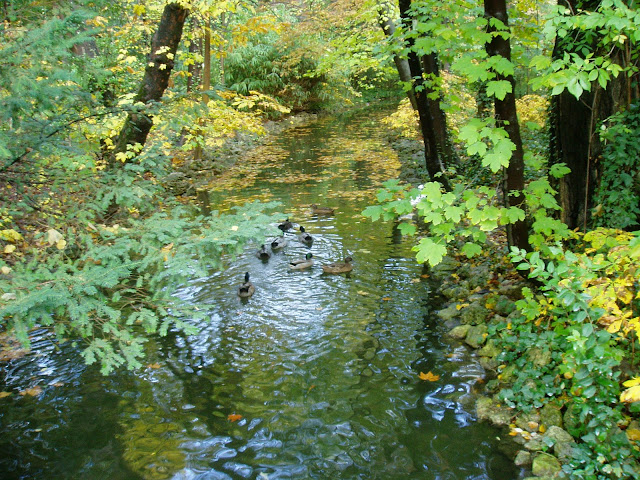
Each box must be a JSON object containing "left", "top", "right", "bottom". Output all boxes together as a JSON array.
[
  {"left": 494, "top": 295, "right": 517, "bottom": 316},
  {"left": 540, "top": 403, "right": 563, "bottom": 429},
  {"left": 514, "top": 450, "right": 532, "bottom": 466},
  {"left": 526, "top": 347, "right": 552, "bottom": 368},
  {"left": 476, "top": 396, "right": 513, "bottom": 426},
  {"left": 532, "top": 452, "right": 562, "bottom": 477},
  {"left": 478, "top": 339, "right": 501, "bottom": 358},
  {"left": 460, "top": 302, "right": 490, "bottom": 325},
  {"left": 448, "top": 324, "right": 471, "bottom": 340},
  {"left": 465, "top": 324, "right": 488, "bottom": 348},
  {"left": 437, "top": 303, "right": 462, "bottom": 322}
]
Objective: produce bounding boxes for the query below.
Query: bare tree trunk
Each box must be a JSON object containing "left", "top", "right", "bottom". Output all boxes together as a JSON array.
[
  {"left": 398, "top": 0, "right": 451, "bottom": 190},
  {"left": 485, "top": 0, "right": 529, "bottom": 251},
  {"left": 108, "top": 3, "right": 189, "bottom": 166}
]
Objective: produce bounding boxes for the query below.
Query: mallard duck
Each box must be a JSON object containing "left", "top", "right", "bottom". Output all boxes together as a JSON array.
[
  {"left": 298, "top": 226, "right": 313, "bottom": 244},
  {"left": 289, "top": 252, "right": 314, "bottom": 270},
  {"left": 278, "top": 218, "right": 293, "bottom": 231},
  {"left": 322, "top": 256, "right": 353, "bottom": 274},
  {"left": 271, "top": 236, "right": 288, "bottom": 251},
  {"left": 237, "top": 272, "right": 255, "bottom": 298},
  {"left": 256, "top": 244, "right": 271, "bottom": 261},
  {"left": 311, "top": 204, "right": 335, "bottom": 215}
]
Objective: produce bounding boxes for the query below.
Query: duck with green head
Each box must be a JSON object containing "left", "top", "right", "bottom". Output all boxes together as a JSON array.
[{"left": 289, "top": 252, "right": 314, "bottom": 270}]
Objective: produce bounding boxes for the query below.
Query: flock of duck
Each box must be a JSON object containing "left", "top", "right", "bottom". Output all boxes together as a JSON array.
[{"left": 237, "top": 205, "right": 353, "bottom": 298}]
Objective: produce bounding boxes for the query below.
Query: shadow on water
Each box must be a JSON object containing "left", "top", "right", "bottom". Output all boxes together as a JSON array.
[{"left": 0, "top": 106, "right": 521, "bottom": 479}]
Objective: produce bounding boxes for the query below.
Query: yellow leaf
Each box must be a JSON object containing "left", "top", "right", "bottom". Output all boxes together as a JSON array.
[
  {"left": 4, "top": 244, "right": 16, "bottom": 253},
  {"left": 539, "top": 424, "right": 547, "bottom": 433},
  {"left": 456, "top": 303, "right": 469, "bottom": 310},
  {"left": 47, "top": 228, "right": 63, "bottom": 246},
  {"left": 133, "top": 4, "right": 146, "bottom": 16},
  {"left": 19, "top": 386, "right": 43, "bottom": 397},
  {"left": 357, "top": 290, "right": 369, "bottom": 296},
  {"left": 230, "top": 225, "right": 239, "bottom": 231},
  {"left": 0, "top": 229, "right": 23, "bottom": 242},
  {"left": 626, "top": 428, "right": 640, "bottom": 441},
  {"left": 115, "top": 152, "right": 128, "bottom": 163},
  {"left": 228, "top": 413, "right": 243, "bottom": 422},
  {"left": 382, "top": 297, "right": 392, "bottom": 301},
  {"left": 607, "top": 320, "right": 623, "bottom": 334},
  {"left": 56, "top": 239, "right": 66, "bottom": 250},
  {"left": 0, "top": 391, "right": 12, "bottom": 398},
  {"left": 623, "top": 377, "right": 640, "bottom": 388},
  {"left": 146, "top": 363, "right": 161, "bottom": 369},
  {"left": 418, "top": 371, "right": 440, "bottom": 381},
  {"left": 1, "top": 266, "right": 11, "bottom": 275},
  {"left": 620, "top": 385, "right": 640, "bottom": 403},
  {"left": 161, "top": 243, "right": 174, "bottom": 252}
]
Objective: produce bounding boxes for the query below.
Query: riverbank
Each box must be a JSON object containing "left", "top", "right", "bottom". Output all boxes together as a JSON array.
[{"left": 380, "top": 126, "right": 640, "bottom": 478}]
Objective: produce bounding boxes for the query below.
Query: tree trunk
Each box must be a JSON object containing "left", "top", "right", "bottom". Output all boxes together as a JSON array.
[
  {"left": 398, "top": 0, "right": 451, "bottom": 190},
  {"left": 108, "top": 2, "right": 189, "bottom": 166},
  {"left": 377, "top": 0, "right": 417, "bottom": 110},
  {"left": 485, "top": 0, "right": 529, "bottom": 251},
  {"left": 549, "top": 0, "right": 634, "bottom": 230}
]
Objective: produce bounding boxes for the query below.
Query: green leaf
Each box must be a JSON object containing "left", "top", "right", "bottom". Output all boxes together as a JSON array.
[
  {"left": 413, "top": 237, "right": 447, "bottom": 267},
  {"left": 461, "top": 242, "right": 483, "bottom": 258},
  {"left": 486, "top": 80, "right": 512, "bottom": 101}
]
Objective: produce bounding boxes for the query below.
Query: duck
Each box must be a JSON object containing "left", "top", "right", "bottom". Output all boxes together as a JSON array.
[
  {"left": 278, "top": 218, "right": 293, "bottom": 231},
  {"left": 289, "top": 252, "right": 314, "bottom": 270},
  {"left": 311, "top": 204, "right": 335, "bottom": 215},
  {"left": 298, "top": 226, "right": 313, "bottom": 244},
  {"left": 256, "top": 244, "right": 271, "bottom": 261},
  {"left": 322, "top": 256, "right": 353, "bottom": 274},
  {"left": 237, "top": 272, "right": 255, "bottom": 298},
  {"left": 271, "top": 236, "right": 288, "bottom": 251}
]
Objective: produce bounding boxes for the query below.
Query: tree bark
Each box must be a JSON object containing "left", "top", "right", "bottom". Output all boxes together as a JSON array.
[
  {"left": 398, "top": 0, "right": 451, "bottom": 190},
  {"left": 549, "top": 0, "right": 634, "bottom": 230},
  {"left": 377, "top": 1, "right": 417, "bottom": 110},
  {"left": 485, "top": 0, "right": 529, "bottom": 251},
  {"left": 108, "top": 2, "right": 189, "bottom": 166}
]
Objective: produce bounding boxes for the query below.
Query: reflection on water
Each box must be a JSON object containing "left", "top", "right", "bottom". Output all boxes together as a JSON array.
[{"left": 0, "top": 106, "right": 519, "bottom": 479}]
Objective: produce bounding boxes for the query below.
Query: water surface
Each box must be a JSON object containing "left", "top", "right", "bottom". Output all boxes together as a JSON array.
[{"left": 0, "top": 107, "right": 518, "bottom": 479}]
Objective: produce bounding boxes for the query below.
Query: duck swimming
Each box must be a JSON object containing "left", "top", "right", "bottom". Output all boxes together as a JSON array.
[
  {"left": 289, "top": 252, "right": 314, "bottom": 270},
  {"left": 271, "top": 236, "right": 288, "bottom": 250},
  {"left": 237, "top": 272, "right": 255, "bottom": 298},
  {"left": 322, "top": 256, "right": 353, "bottom": 274},
  {"left": 311, "top": 204, "right": 335, "bottom": 215},
  {"left": 278, "top": 218, "right": 293, "bottom": 231},
  {"left": 256, "top": 244, "right": 271, "bottom": 261},
  {"left": 298, "top": 226, "right": 313, "bottom": 244}
]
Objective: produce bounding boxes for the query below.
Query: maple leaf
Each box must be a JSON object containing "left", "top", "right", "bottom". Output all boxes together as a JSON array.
[
  {"left": 228, "top": 413, "right": 243, "bottom": 422},
  {"left": 418, "top": 371, "right": 440, "bottom": 381}
]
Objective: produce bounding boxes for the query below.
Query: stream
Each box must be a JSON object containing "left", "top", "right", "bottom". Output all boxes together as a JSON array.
[{"left": 0, "top": 106, "right": 519, "bottom": 479}]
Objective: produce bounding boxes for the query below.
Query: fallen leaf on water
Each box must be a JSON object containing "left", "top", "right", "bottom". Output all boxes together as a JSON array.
[
  {"left": 147, "top": 363, "right": 161, "bottom": 369},
  {"left": 382, "top": 297, "right": 392, "bottom": 301},
  {"left": 0, "top": 391, "right": 12, "bottom": 398},
  {"left": 19, "top": 386, "right": 43, "bottom": 397},
  {"left": 420, "top": 274, "right": 430, "bottom": 278},
  {"left": 418, "top": 371, "right": 440, "bottom": 382},
  {"left": 357, "top": 290, "right": 370, "bottom": 296},
  {"left": 228, "top": 413, "right": 243, "bottom": 422}
]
